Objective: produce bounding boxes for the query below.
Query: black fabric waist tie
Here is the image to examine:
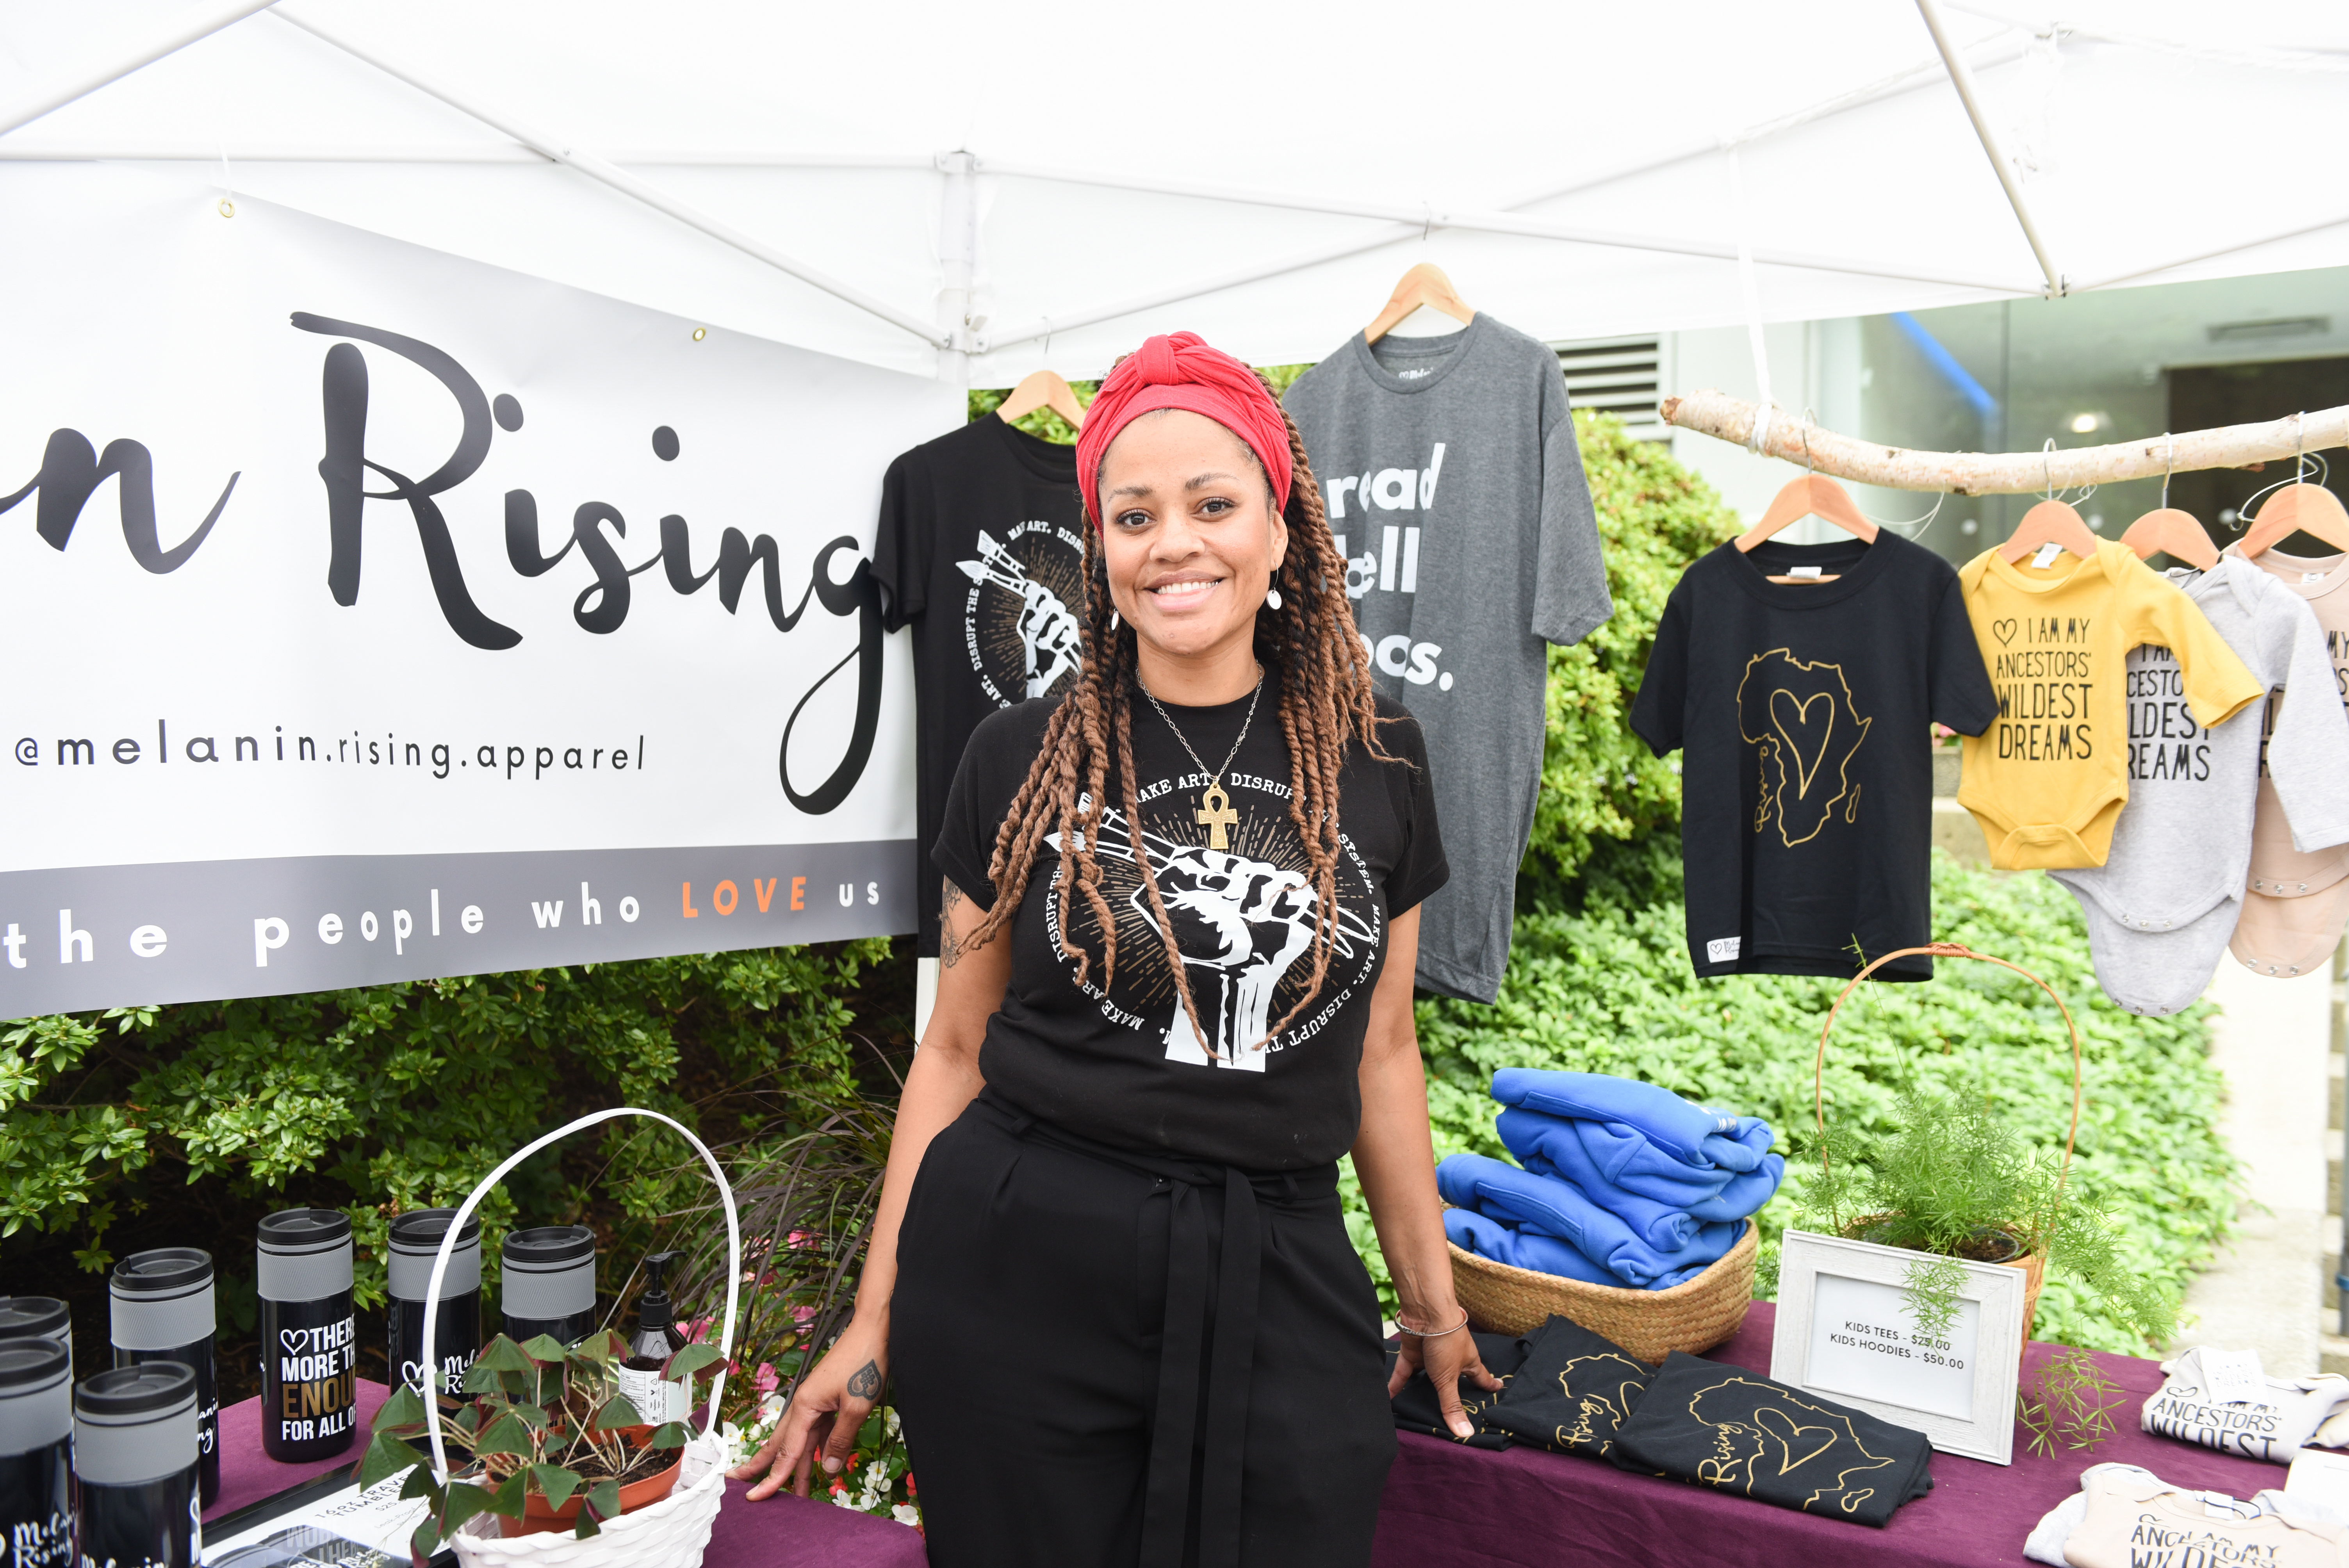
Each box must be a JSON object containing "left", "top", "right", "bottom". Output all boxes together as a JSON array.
[{"left": 971, "top": 1090, "right": 1330, "bottom": 1568}]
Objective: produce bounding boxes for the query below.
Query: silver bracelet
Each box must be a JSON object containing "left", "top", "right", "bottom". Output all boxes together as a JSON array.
[{"left": 1395, "top": 1309, "right": 1469, "bottom": 1339}]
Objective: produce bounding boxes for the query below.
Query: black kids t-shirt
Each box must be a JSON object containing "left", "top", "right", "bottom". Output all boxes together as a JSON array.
[
  {"left": 934, "top": 678, "right": 1447, "bottom": 1170},
  {"left": 1630, "top": 533, "right": 1996, "bottom": 982},
  {"left": 872, "top": 416, "right": 1088, "bottom": 955}
]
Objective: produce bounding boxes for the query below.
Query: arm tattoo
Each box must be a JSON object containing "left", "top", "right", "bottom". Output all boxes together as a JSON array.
[
  {"left": 847, "top": 1360, "right": 881, "bottom": 1400},
  {"left": 940, "top": 878, "right": 965, "bottom": 969}
]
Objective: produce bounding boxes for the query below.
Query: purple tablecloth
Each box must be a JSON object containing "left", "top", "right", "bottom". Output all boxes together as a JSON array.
[
  {"left": 207, "top": 1379, "right": 928, "bottom": 1567},
  {"left": 1371, "top": 1300, "right": 2295, "bottom": 1568}
]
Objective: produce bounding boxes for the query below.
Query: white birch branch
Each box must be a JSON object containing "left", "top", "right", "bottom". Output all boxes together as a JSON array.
[{"left": 1658, "top": 389, "right": 2349, "bottom": 495}]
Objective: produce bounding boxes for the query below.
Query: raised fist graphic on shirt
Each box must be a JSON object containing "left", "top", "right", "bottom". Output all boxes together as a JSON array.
[
  {"left": 1012, "top": 578, "right": 1082, "bottom": 698},
  {"left": 1133, "top": 839, "right": 1318, "bottom": 1071},
  {"left": 1735, "top": 650, "right": 1872, "bottom": 847}
]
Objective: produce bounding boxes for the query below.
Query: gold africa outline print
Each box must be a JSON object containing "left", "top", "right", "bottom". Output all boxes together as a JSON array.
[
  {"left": 1687, "top": 1376, "right": 1897, "bottom": 1516},
  {"left": 1736, "top": 649, "right": 1873, "bottom": 847}
]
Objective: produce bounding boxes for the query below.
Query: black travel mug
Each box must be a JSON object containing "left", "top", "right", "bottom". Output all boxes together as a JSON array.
[
  {"left": 74, "top": 1362, "right": 200, "bottom": 1568},
  {"left": 500, "top": 1227, "right": 597, "bottom": 1349},
  {"left": 0, "top": 1297, "right": 73, "bottom": 1379},
  {"left": 0, "top": 1339, "right": 73, "bottom": 1568},
  {"left": 257, "top": 1209, "right": 356, "bottom": 1463},
  {"left": 388, "top": 1209, "right": 484, "bottom": 1399},
  {"left": 109, "top": 1249, "right": 219, "bottom": 1509}
]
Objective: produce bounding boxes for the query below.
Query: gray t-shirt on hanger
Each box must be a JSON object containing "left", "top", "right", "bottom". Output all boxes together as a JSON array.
[{"left": 1284, "top": 315, "right": 1613, "bottom": 1002}]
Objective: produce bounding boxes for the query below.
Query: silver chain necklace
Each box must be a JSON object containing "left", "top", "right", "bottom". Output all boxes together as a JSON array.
[{"left": 1137, "top": 666, "right": 1264, "bottom": 850}]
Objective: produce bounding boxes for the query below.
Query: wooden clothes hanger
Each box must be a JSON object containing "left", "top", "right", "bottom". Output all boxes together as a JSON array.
[
  {"left": 1732, "top": 422, "right": 1879, "bottom": 582},
  {"left": 2235, "top": 421, "right": 2349, "bottom": 558},
  {"left": 996, "top": 370, "right": 1085, "bottom": 432},
  {"left": 2120, "top": 433, "right": 2220, "bottom": 570},
  {"left": 1997, "top": 442, "right": 2101, "bottom": 565},
  {"left": 1363, "top": 263, "right": 1474, "bottom": 346}
]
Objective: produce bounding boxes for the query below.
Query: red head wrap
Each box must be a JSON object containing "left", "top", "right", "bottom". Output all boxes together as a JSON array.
[{"left": 1074, "top": 332, "right": 1292, "bottom": 529}]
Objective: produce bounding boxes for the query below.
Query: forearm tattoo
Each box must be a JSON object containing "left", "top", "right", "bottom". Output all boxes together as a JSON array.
[
  {"left": 940, "top": 878, "right": 965, "bottom": 968},
  {"left": 847, "top": 1360, "right": 881, "bottom": 1400}
]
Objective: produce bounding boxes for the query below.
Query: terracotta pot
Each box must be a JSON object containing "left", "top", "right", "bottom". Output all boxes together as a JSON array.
[
  {"left": 506, "top": 1454, "right": 682, "bottom": 1537},
  {"left": 1843, "top": 1219, "right": 2044, "bottom": 1364}
]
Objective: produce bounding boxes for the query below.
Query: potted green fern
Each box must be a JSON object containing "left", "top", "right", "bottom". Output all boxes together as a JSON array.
[
  {"left": 1795, "top": 1083, "right": 2177, "bottom": 1348},
  {"left": 1795, "top": 943, "right": 2179, "bottom": 1353}
]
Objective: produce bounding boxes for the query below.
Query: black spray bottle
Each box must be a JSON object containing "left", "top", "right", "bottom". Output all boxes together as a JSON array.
[{"left": 614, "top": 1253, "right": 689, "bottom": 1429}]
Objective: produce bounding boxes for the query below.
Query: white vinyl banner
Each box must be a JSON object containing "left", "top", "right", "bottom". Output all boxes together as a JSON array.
[{"left": 0, "top": 167, "right": 959, "bottom": 1016}]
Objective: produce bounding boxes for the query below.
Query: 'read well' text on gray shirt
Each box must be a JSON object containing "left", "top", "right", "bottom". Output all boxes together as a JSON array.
[{"left": 1284, "top": 315, "right": 1613, "bottom": 1002}]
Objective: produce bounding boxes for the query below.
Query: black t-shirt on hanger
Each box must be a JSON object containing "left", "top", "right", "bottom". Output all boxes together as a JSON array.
[
  {"left": 934, "top": 678, "right": 1447, "bottom": 1170},
  {"left": 1629, "top": 533, "right": 1996, "bottom": 982},
  {"left": 872, "top": 417, "right": 1088, "bottom": 955}
]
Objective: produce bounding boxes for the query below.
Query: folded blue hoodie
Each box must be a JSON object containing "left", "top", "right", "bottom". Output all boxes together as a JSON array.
[
  {"left": 1436, "top": 1154, "right": 1741, "bottom": 1287},
  {"left": 1442, "top": 1207, "right": 1631, "bottom": 1286},
  {"left": 1496, "top": 1107, "right": 1785, "bottom": 1229},
  {"left": 1491, "top": 1069, "right": 1777, "bottom": 1208}
]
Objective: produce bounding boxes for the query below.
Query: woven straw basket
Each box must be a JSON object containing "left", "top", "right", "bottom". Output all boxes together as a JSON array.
[
  {"left": 1818, "top": 943, "right": 2083, "bottom": 1353},
  {"left": 1450, "top": 1218, "right": 1758, "bottom": 1363},
  {"left": 409, "top": 1107, "right": 742, "bottom": 1568}
]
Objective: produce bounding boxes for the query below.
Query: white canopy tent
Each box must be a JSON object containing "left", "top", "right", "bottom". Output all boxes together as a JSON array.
[{"left": 3, "top": 0, "right": 2348, "bottom": 389}]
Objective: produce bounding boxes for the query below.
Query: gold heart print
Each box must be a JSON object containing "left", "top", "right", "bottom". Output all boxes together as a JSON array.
[
  {"left": 1755, "top": 1406, "right": 1838, "bottom": 1474},
  {"left": 1767, "top": 690, "right": 1835, "bottom": 800}
]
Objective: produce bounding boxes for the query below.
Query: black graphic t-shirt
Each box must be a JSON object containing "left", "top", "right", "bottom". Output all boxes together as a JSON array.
[
  {"left": 873, "top": 417, "right": 1088, "bottom": 954},
  {"left": 935, "top": 681, "right": 1447, "bottom": 1170},
  {"left": 1610, "top": 1352, "right": 1934, "bottom": 1527},
  {"left": 1630, "top": 533, "right": 1995, "bottom": 982}
]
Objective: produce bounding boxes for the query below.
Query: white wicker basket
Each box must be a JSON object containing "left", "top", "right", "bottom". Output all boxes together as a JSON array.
[{"left": 410, "top": 1107, "right": 741, "bottom": 1568}]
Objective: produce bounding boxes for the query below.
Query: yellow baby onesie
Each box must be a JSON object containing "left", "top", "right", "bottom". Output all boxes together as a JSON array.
[{"left": 1959, "top": 540, "right": 2262, "bottom": 870}]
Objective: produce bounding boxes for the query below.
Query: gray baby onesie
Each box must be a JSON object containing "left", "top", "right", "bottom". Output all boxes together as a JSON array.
[{"left": 2050, "top": 556, "right": 2349, "bottom": 1015}]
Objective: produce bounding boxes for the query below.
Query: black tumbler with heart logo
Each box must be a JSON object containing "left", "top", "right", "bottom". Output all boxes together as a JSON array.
[
  {"left": 73, "top": 1362, "right": 200, "bottom": 1568},
  {"left": 257, "top": 1208, "right": 356, "bottom": 1463},
  {"left": 387, "top": 1208, "right": 483, "bottom": 1399},
  {"left": 108, "top": 1248, "right": 218, "bottom": 1508},
  {"left": 0, "top": 1339, "right": 74, "bottom": 1568}
]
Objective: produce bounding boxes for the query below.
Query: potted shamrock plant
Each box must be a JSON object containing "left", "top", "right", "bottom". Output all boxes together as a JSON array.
[{"left": 360, "top": 1327, "right": 726, "bottom": 1558}]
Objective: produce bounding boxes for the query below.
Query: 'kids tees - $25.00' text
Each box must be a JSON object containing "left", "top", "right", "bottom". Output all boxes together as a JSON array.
[{"left": 1957, "top": 539, "right": 2262, "bottom": 870}]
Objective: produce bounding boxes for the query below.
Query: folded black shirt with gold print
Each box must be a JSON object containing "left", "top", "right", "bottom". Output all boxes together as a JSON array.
[
  {"left": 1390, "top": 1315, "right": 1656, "bottom": 1460},
  {"left": 1631, "top": 533, "right": 1995, "bottom": 982},
  {"left": 1482, "top": 1316, "right": 1654, "bottom": 1461},
  {"left": 1611, "top": 1352, "right": 1935, "bottom": 1527}
]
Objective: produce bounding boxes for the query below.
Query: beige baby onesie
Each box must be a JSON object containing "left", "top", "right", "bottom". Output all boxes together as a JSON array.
[{"left": 2235, "top": 546, "right": 2349, "bottom": 976}]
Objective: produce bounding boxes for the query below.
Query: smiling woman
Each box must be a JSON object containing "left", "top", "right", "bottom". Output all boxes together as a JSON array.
[{"left": 731, "top": 333, "right": 1490, "bottom": 1567}]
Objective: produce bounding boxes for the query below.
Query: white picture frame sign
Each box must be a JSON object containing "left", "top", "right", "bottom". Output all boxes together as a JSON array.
[{"left": 1769, "top": 1228, "right": 2028, "bottom": 1466}]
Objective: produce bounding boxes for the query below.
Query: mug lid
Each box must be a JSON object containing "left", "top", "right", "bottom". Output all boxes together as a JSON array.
[
  {"left": 0, "top": 1340, "right": 69, "bottom": 1391},
  {"left": 0, "top": 1297, "right": 70, "bottom": 1338},
  {"left": 503, "top": 1226, "right": 595, "bottom": 1268},
  {"left": 390, "top": 1208, "right": 482, "bottom": 1251},
  {"left": 257, "top": 1208, "right": 352, "bottom": 1254},
  {"left": 110, "top": 1248, "right": 214, "bottom": 1297},
  {"left": 75, "top": 1362, "right": 193, "bottom": 1418}
]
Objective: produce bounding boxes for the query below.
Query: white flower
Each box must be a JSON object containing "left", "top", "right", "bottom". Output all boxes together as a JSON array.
[{"left": 892, "top": 1504, "right": 920, "bottom": 1528}]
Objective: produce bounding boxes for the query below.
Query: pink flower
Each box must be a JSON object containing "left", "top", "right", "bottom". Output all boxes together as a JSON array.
[
  {"left": 787, "top": 1229, "right": 818, "bottom": 1251},
  {"left": 684, "top": 1315, "right": 714, "bottom": 1344},
  {"left": 751, "top": 1363, "right": 779, "bottom": 1396}
]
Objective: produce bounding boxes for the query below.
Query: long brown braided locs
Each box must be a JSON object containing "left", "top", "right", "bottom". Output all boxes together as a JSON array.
[{"left": 962, "top": 379, "right": 1395, "bottom": 1058}]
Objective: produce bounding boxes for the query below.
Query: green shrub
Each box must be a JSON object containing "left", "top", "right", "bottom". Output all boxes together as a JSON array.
[{"left": 0, "top": 942, "right": 895, "bottom": 1308}]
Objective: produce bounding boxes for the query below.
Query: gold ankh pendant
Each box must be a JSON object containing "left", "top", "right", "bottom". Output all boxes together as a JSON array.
[{"left": 1194, "top": 781, "right": 1240, "bottom": 850}]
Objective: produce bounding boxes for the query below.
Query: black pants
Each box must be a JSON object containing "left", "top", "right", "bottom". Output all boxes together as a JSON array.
[{"left": 890, "top": 1091, "right": 1395, "bottom": 1568}]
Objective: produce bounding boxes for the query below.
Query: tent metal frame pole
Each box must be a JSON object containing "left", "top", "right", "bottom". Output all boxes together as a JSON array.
[
  {"left": 935, "top": 150, "right": 978, "bottom": 385},
  {"left": 1661, "top": 388, "right": 2349, "bottom": 494},
  {"left": 0, "top": 0, "right": 282, "bottom": 139},
  {"left": 2075, "top": 206, "right": 2349, "bottom": 293},
  {"left": 1914, "top": 0, "right": 2065, "bottom": 297},
  {"left": 268, "top": 11, "right": 947, "bottom": 350},
  {"left": 971, "top": 157, "right": 2022, "bottom": 294}
]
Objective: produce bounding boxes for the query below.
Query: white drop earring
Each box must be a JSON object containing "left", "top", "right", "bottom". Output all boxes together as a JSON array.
[
  {"left": 1110, "top": 610, "right": 1121, "bottom": 630},
  {"left": 1265, "top": 586, "right": 1283, "bottom": 610}
]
